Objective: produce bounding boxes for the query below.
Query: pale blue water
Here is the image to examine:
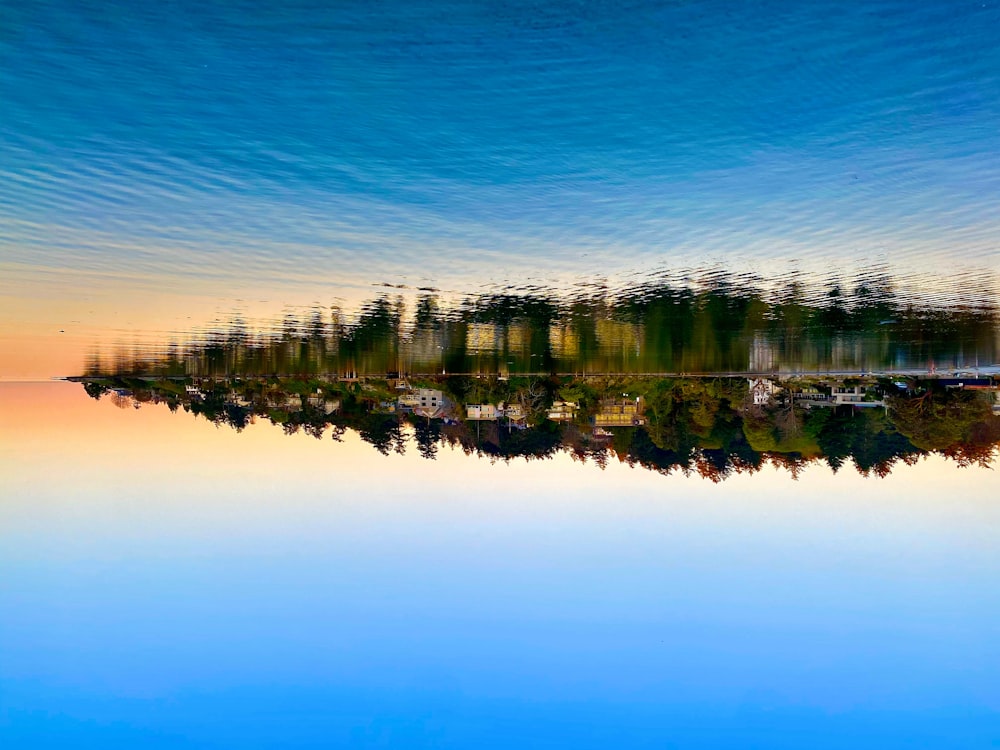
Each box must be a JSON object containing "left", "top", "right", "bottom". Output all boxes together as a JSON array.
[{"left": 3, "top": 0, "right": 1000, "bottom": 292}]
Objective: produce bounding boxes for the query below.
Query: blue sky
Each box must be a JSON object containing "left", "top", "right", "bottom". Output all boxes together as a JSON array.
[{"left": 2, "top": 382, "right": 999, "bottom": 747}]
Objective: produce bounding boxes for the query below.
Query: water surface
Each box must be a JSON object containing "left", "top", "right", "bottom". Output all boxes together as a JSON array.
[{"left": 3, "top": 0, "right": 999, "bottom": 378}]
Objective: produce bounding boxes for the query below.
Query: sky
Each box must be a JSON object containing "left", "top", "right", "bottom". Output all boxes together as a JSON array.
[
  {"left": 2, "top": 0, "right": 1000, "bottom": 377},
  {"left": 2, "top": 381, "right": 999, "bottom": 747}
]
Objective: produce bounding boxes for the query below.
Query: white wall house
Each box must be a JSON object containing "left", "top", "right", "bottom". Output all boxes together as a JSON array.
[
  {"left": 748, "top": 378, "right": 778, "bottom": 406},
  {"left": 547, "top": 401, "right": 579, "bottom": 421},
  {"left": 418, "top": 389, "right": 443, "bottom": 408},
  {"left": 466, "top": 404, "right": 498, "bottom": 420}
]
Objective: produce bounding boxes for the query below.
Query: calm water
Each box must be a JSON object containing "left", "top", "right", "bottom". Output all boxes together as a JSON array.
[
  {"left": 3, "top": 1, "right": 1000, "bottom": 746},
  {"left": 2, "top": 0, "right": 999, "bottom": 378},
  {"left": 2, "top": 382, "right": 999, "bottom": 748}
]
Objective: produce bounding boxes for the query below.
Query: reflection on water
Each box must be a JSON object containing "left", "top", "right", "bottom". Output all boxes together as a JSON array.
[
  {"left": 76, "top": 370, "right": 1000, "bottom": 481},
  {"left": 83, "top": 268, "right": 999, "bottom": 379},
  {"left": 71, "top": 269, "right": 1000, "bottom": 480}
]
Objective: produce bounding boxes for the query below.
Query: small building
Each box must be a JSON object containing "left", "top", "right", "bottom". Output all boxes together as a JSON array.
[
  {"left": 547, "top": 401, "right": 579, "bottom": 422},
  {"left": 592, "top": 397, "right": 645, "bottom": 428},
  {"left": 467, "top": 404, "right": 498, "bottom": 420},
  {"left": 831, "top": 385, "right": 864, "bottom": 405},
  {"left": 791, "top": 386, "right": 831, "bottom": 409},
  {"left": 748, "top": 378, "right": 779, "bottom": 406},
  {"left": 228, "top": 391, "right": 253, "bottom": 407},
  {"left": 418, "top": 389, "right": 443, "bottom": 409},
  {"left": 831, "top": 385, "right": 884, "bottom": 408},
  {"left": 397, "top": 392, "right": 421, "bottom": 409},
  {"left": 414, "top": 405, "right": 446, "bottom": 420},
  {"left": 503, "top": 402, "right": 526, "bottom": 421}
]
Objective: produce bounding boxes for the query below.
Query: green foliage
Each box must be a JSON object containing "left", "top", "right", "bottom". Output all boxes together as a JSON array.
[
  {"left": 83, "top": 381, "right": 109, "bottom": 400},
  {"left": 77, "top": 372, "right": 1000, "bottom": 480},
  {"left": 890, "top": 390, "right": 992, "bottom": 451}
]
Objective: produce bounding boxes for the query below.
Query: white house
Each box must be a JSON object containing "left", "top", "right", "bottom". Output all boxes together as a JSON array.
[
  {"left": 503, "top": 402, "right": 526, "bottom": 420},
  {"left": 748, "top": 378, "right": 778, "bottom": 406},
  {"left": 466, "top": 404, "right": 498, "bottom": 420},
  {"left": 831, "top": 385, "right": 884, "bottom": 408},
  {"left": 547, "top": 401, "right": 579, "bottom": 421},
  {"left": 418, "top": 389, "right": 443, "bottom": 409},
  {"left": 397, "top": 392, "right": 421, "bottom": 408}
]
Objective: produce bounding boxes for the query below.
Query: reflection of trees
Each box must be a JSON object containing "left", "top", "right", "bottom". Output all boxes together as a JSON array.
[{"left": 87, "top": 271, "right": 998, "bottom": 380}]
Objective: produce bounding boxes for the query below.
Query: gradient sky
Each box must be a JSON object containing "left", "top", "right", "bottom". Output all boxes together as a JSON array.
[
  {"left": 2, "top": 382, "right": 999, "bottom": 748},
  {"left": 2, "top": 0, "right": 1000, "bottom": 377}
]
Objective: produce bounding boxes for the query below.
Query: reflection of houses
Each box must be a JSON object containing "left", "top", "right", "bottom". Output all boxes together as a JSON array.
[
  {"left": 595, "top": 319, "right": 642, "bottom": 359},
  {"left": 548, "top": 323, "right": 580, "bottom": 359},
  {"left": 505, "top": 322, "right": 532, "bottom": 356},
  {"left": 466, "top": 323, "right": 502, "bottom": 354},
  {"left": 748, "top": 378, "right": 778, "bottom": 406},
  {"left": 547, "top": 401, "right": 579, "bottom": 422},
  {"left": 467, "top": 403, "right": 498, "bottom": 421},
  {"left": 592, "top": 397, "right": 645, "bottom": 427},
  {"left": 749, "top": 333, "right": 777, "bottom": 373}
]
